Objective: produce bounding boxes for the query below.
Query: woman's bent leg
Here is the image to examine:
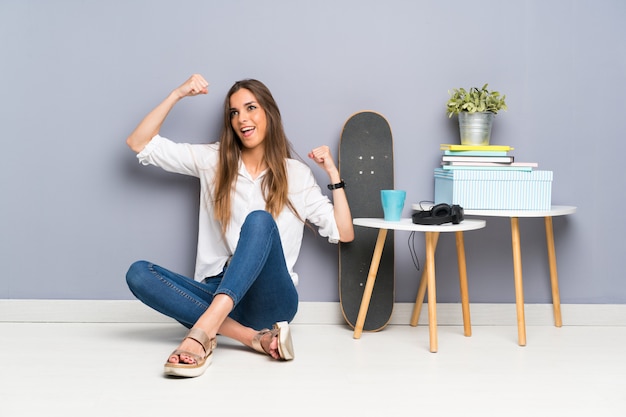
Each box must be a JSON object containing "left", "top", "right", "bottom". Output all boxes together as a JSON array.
[
  {"left": 216, "top": 210, "right": 299, "bottom": 330},
  {"left": 126, "top": 260, "right": 215, "bottom": 328}
]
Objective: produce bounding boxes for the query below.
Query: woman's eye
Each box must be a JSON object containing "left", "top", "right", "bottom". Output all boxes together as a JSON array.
[
  {"left": 247, "top": 105, "right": 256, "bottom": 111},
  {"left": 229, "top": 110, "right": 238, "bottom": 118}
]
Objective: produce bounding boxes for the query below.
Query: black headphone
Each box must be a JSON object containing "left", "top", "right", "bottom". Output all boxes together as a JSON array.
[{"left": 412, "top": 203, "right": 464, "bottom": 225}]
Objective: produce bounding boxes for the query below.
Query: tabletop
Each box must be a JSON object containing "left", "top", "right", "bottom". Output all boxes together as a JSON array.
[
  {"left": 464, "top": 205, "right": 576, "bottom": 218},
  {"left": 353, "top": 218, "right": 486, "bottom": 232},
  {"left": 411, "top": 204, "right": 577, "bottom": 218}
]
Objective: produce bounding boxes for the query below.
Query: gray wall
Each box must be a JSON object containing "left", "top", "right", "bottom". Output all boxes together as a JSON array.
[{"left": 2, "top": 0, "right": 624, "bottom": 304}]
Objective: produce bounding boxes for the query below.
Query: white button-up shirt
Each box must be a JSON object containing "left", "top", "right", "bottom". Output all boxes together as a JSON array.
[{"left": 137, "top": 135, "right": 339, "bottom": 285}]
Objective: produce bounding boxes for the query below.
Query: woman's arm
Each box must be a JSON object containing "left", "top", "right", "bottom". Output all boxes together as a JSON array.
[
  {"left": 126, "top": 74, "right": 209, "bottom": 153},
  {"left": 308, "top": 146, "right": 355, "bottom": 242}
]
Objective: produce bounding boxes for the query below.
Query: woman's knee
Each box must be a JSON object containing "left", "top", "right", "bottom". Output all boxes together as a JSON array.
[
  {"left": 243, "top": 210, "right": 275, "bottom": 233},
  {"left": 126, "top": 260, "right": 151, "bottom": 290}
]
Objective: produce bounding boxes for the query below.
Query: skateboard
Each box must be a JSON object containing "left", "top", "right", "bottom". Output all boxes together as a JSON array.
[{"left": 338, "top": 111, "right": 395, "bottom": 331}]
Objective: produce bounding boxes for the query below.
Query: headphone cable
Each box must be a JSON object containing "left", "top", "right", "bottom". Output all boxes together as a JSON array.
[{"left": 408, "top": 231, "right": 421, "bottom": 271}]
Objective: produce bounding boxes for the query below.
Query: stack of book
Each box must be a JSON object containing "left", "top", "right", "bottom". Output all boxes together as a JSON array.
[{"left": 439, "top": 144, "right": 538, "bottom": 171}]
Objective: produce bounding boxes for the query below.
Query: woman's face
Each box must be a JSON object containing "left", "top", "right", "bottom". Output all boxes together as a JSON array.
[{"left": 229, "top": 88, "right": 268, "bottom": 151}]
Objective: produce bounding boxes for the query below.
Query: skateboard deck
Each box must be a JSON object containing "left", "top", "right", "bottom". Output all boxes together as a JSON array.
[{"left": 338, "top": 111, "right": 395, "bottom": 331}]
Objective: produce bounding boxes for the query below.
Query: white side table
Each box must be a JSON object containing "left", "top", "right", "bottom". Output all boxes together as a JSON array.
[
  {"left": 352, "top": 218, "right": 486, "bottom": 352},
  {"left": 413, "top": 204, "right": 577, "bottom": 346}
]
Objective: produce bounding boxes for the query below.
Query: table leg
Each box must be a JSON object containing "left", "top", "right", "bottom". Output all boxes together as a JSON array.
[
  {"left": 410, "top": 232, "right": 440, "bottom": 327},
  {"left": 425, "top": 231, "right": 438, "bottom": 353},
  {"left": 510, "top": 217, "right": 527, "bottom": 346},
  {"left": 455, "top": 231, "right": 472, "bottom": 337},
  {"left": 353, "top": 228, "right": 388, "bottom": 339},
  {"left": 544, "top": 216, "right": 563, "bottom": 327}
]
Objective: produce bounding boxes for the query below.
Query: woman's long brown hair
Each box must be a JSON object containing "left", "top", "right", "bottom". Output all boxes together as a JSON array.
[{"left": 213, "top": 79, "right": 301, "bottom": 233}]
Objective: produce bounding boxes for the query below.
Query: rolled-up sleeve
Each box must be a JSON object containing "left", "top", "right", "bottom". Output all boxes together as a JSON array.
[
  {"left": 299, "top": 168, "right": 340, "bottom": 244},
  {"left": 136, "top": 135, "right": 212, "bottom": 177}
]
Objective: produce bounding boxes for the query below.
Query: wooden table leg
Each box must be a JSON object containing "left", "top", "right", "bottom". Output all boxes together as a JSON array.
[
  {"left": 544, "top": 216, "right": 563, "bottom": 327},
  {"left": 510, "top": 217, "right": 527, "bottom": 346},
  {"left": 455, "top": 231, "right": 472, "bottom": 337},
  {"left": 410, "top": 232, "right": 440, "bottom": 327},
  {"left": 425, "top": 231, "right": 438, "bottom": 353},
  {"left": 353, "top": 228, "right": 388, "bottom": 339}
]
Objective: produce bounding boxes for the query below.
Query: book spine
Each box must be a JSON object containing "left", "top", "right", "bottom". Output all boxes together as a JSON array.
[
  {"left": 441, "top": 155, "right": 514, "bottom": 163},
  {"left": 440, "top": 144, "right": 514, "bottom": 151},
  {"left": 441, "top": 165, "right": 533, "bottom": 172},
  {"left": 443, "top": 150, "right": 509, "bottom": 156}
]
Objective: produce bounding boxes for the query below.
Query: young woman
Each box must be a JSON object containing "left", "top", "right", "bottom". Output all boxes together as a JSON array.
[{"left": 125, "top": 74, "right": 354, "bottom": 378}]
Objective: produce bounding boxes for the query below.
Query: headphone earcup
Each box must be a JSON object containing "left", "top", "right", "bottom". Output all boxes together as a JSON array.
[
  {"left": 412, "top": 204, "right": 448, "bottom": 225},
  {"left": 431, "top": 203, "right": 451, "bottom": 218},
  {"left": 412, "top": 210, "right": 433, "bottom": 224},
  {"left": 412, "top": 203, "right": 464, "bottom": 225},
  {"left": 450, "top": 205, "right": 464, "bottom": 224}
]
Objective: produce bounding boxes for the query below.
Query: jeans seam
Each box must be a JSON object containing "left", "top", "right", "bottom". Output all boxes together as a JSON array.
[{"left": 147, "top": 263, "right": 209, "bottom": 310}]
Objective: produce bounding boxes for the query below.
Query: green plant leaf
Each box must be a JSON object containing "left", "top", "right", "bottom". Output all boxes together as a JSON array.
[{"left": 445, "top": 84, "right": 507, "bottom": 115}]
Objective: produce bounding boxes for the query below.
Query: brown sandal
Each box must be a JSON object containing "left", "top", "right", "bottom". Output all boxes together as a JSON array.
[
  {"left": 164, "top": 328, "right": 217, "bottom": 378},
  {"left": 251, "top": 321, "right": 294, "bottom": 361}
]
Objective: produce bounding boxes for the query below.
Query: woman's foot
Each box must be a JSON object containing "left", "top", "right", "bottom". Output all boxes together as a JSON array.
[
  {"left": 253, "top": 329, "right": 281, "bottom": 359},
  {"left": 164, "top": 328, "right": 216, "bottom": 377},
  {"left": 168, "top": 335, "right": 206, "bottom": 364},
  {"left": 251, "top": 321, "right": 294, "bottom": 361}
]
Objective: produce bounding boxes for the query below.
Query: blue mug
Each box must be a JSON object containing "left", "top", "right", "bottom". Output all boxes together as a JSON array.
[{"left": 381, "top": 190, "right": 406, "bottom": 221}]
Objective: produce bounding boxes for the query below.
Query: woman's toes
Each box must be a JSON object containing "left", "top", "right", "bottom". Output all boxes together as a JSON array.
[
  {"left": 269, "top": 335, "right": 279, "bottom": 359},
  {"left": 263, "top": 333, "right": 280, "bottom": 359},
  {"left": 168, "top": 353, "right": 197, "bottom": 364},
  {"left": 168, "top": 338, "right": 203, "bottom": 364},
  {"left": 180, "top": 354, "right": 195, "bottom": 364}
]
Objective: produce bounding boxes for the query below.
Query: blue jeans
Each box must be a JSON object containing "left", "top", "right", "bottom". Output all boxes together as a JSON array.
[{"left": 126, "top": 210, "right": 299, "bottom": 330}]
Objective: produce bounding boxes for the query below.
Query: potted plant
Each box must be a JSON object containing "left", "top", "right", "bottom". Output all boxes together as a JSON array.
[{"left": 446, "top": 84, "right": 507, "bottom": 146}]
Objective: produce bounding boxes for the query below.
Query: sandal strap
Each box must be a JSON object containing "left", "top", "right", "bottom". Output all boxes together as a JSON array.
[
  {"left": 185, "top": 328, "right": 216, "bottom": 356},
  {"left": 250, "top": 322, "right": 293, "bottom": 360},
  {"left": 251, "top": 328, "right": 274, "bottom": 354}
]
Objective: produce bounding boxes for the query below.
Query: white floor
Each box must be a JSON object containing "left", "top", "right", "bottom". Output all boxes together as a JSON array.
[{"left": 1, "top": 322, "right": 625, "bottom": 417}]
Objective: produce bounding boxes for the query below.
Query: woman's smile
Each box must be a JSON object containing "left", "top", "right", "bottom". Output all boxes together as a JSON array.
[{"left": 230, "top": 88, "right": 267, "bottom": 149}]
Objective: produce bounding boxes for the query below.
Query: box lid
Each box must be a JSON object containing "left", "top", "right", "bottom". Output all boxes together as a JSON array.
[{"left": 434, "top": 168, "right": 553, "bottom": 181}]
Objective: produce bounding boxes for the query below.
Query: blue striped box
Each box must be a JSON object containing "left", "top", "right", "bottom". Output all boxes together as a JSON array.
[{"left": 434, "top": 168, "right": 553, "bottom": 210}]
